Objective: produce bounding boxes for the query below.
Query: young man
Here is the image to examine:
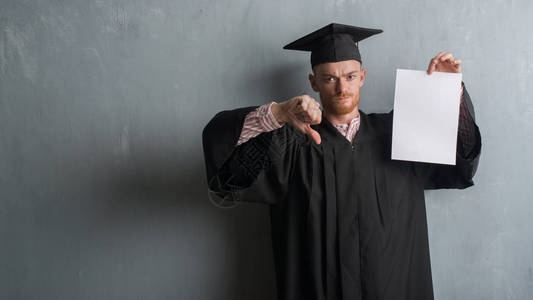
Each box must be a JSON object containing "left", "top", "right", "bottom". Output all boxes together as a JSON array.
[{"left": 203, "top": 23, "right": 481, "bottom": 300}]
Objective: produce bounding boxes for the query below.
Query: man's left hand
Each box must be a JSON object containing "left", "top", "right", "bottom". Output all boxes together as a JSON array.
[{"left": 427, "top": 52, "right": 461, "bottom": 74}]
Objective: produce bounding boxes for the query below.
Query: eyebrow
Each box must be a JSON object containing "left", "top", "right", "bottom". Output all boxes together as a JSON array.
[{"left": 320, "top": 71, "right": 360, "bottom": 77}]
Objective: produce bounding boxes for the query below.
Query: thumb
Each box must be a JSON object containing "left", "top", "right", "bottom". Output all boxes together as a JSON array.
[{"left": 305, "top": 124, "right": 321, "bottom": 145}]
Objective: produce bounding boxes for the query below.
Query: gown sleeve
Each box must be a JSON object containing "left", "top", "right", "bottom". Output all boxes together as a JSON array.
[
  {"left": 202, "top": 106, "right": 301, "bottom": 205},
  {"left": 414, "top": 83, "right": 482, "bottom": 190}
]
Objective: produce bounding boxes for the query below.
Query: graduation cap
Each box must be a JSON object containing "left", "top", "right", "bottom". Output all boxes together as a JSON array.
[{"left": 283, "top": 23, "right": 383, "bottom": 68}]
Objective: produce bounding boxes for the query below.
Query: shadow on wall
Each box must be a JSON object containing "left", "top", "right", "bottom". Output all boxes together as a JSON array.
[
  {"left": 82, "top": 124, "right": 279, "bottom": 298},
  {"left": 62, "top": 61, "right": 308, "bottom": 298}
]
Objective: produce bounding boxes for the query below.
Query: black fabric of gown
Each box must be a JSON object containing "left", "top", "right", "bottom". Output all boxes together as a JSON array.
[{"left": 202, "top": 87, "right": 481, "bottom": 300}]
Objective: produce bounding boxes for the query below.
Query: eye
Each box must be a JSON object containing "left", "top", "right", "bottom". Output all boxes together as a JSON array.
[
  {"left": 327, "top": 77, "right": 336, "bottom": 82},
  {"left": 347, "top": 75, "right": 357, "bottom": 80}
]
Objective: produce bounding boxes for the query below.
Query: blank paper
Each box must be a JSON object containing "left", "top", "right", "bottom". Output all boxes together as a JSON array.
[{"left": 391, "top": 69, "right": 462, "bottom": 165}]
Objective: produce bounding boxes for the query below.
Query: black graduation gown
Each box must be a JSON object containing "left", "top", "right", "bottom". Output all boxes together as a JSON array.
[{"left": 202, "top": 90, "right": 481, "bottom": 300}]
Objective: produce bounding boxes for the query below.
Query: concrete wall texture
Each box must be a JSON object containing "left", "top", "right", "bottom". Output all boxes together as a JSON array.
[{"left": 1, "top": 0, "right": 532, "bottom": 299}]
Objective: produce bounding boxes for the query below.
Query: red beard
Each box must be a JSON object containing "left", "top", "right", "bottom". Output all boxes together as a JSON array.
[{"left": 322, "top": 93, "right": 359, "bottom": 115}]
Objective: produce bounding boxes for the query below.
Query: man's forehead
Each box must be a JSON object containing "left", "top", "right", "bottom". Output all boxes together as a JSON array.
[{"left": 314, "top": 60, "right": 362, "bottom": 75}]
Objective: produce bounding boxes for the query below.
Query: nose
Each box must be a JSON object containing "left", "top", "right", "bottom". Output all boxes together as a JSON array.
[{"left": 335, "top": 78, "right": 347, "bottom": 95}]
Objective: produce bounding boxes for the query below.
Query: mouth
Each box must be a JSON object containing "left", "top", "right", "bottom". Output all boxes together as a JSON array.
[{"left": 333, "top": 96, "right": 351, "bottom": 101}]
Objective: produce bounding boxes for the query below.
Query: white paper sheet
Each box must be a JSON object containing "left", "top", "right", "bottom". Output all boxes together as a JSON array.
[{"left": 391, "top": 69, "right": 462, "bottom": 165}]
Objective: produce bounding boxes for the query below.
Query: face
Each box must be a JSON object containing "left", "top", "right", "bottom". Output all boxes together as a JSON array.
[{"left": 309, "top": 60, "right": 366, "bottom": 116}]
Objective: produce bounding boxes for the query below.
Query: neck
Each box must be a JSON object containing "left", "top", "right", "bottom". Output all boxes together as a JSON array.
[{"left": 324, "top": 106, "right": 360, "bottom": 125}]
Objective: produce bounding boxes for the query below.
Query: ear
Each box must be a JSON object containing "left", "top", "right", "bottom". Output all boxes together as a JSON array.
[
  {"left": 309, "top": 73, "right": 319, "bottom": 92},
  {"left": 360, "top": 68, "right": 367, "bottom": 88}
]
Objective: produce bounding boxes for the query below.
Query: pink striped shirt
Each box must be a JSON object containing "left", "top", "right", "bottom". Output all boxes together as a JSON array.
[{"left": 236, "top": 102, "right": 285, "bottom": 146}]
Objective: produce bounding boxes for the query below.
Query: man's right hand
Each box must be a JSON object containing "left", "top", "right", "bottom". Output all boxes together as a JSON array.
[{"left": 271, "top": 95, "right": 322, "bottom": 145}]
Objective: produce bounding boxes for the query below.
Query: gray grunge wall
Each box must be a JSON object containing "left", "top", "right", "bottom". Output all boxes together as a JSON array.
[{"left": 1, "top": 0, "right": 532, "bottom": 299}]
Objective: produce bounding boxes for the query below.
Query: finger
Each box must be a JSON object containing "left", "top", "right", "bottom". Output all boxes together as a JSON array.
[
  {"left": 428, "top": 53, "right": 443, "bottom": 74},
  {"left": 434, "top": 52, "right": 446, "bottom": 61},
  {"left": 453, "top": 59, "right": 462, "bottom": 72},
  {"left": 308, "top": 110, "right": 321, "bottom": 124},
  {"left": 431, "top": 52, "right": 446, "bottom": 65},
  {"left": 441, "top": 55, "right": 455, "bottom": 67},
  {"left": 302, "top": 96, "right": 318, "bottom": 113},
  {"left": 305, "top": 124, "right": 322, "bottom": 145},
  {"left": 303, "top": 110, "right": 316, "bottom": 123},
  {"left": 304, "top": 96, "right": 319, "bottom": 111},
  {"left": 310, "top": 108, "right": 322, "bottom": 124},
  {"left": 312, "top": 99, "right": 320, "bottom": 109},
  {"left": 427, "top": 59, "right": 438, "bottom": 74},
  {"left": 440, "top": 53, "right": 454, "bottom": 62},
  {"left": 295, "top": 103, "right": 306, "bottom": 117},
  {"left": 296, "top": 112, "right": 311, "bottom": 123},
  {"left": 300, "top": 97, "right": 309, "bottom": 111},
  {"left": 295, "top": 96, "right": 304, "bottom": 106},
  {"left": 427, "top": 62, "right": 435, "bottom": 74},
  {"left": 301, "top": 100, "right": 319, "bottom": 119},
  {"left": 428, "top": 52, "right": 450, "bottom": 74}
]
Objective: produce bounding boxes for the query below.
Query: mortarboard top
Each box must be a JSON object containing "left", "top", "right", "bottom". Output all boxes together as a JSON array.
[{"left": 283, "top": 23, "right": 383, "bottom": 68}]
